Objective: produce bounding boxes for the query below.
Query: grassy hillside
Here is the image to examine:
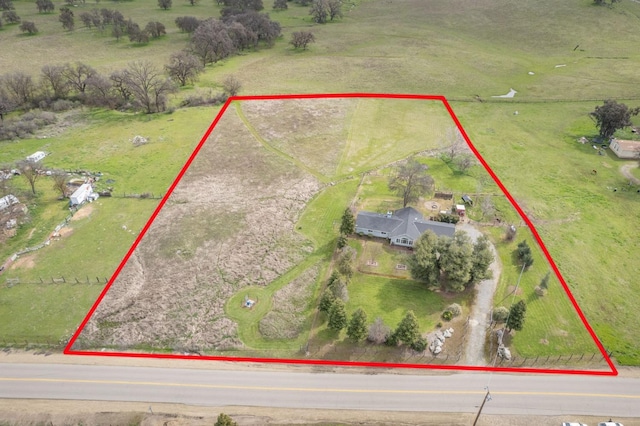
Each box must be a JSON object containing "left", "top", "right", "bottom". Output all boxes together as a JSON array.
[{"left": 1, "top": 0, "right": 639, "bottom": 363}]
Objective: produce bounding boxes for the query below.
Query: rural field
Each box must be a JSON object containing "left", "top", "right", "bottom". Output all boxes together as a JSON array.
[{"left": 0, "top": 0, "right": 639, "bottom": 366}]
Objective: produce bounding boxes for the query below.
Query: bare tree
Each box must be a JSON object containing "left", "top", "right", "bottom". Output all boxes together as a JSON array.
[
  {"left": 62, "top": 62, "right": 97, "bottom": 95},
  {"left": 327, "top": 0, "right": 342, "bottom": 20},
  {"left": 388, "top": 157, "right": 434, "bottom": 208},
  {"left": 41, "top": 65, "right": 69, "bottom": 99},
  {"left": 309, "top": 0, "right": 328, "bottom": 23},
  {"left": 51, "top": 171, "right": 68, "bottom": 198},
  {"left": 222, "top": 75, "right": 241, "bottom": 96},
  {"left": 190, "top": 18, "right": 236, "bottom": 66},
  {"left": 16, "top": 160, "right": 42, "bottom": 195},
  {"left": 442, "top": 126, "right": 468, "bottom": 162},
  {"left": 109, "top": 70, "right": 133, "bottom": 102},
  {"left": 122, "top": 60, "right": 177, "bottom": 113},
  {"left": 2, "top": 72, "right": 36, "bottom": 107},
  {"left": 290, "top": 31, "right": 314, "bottom": 50},
  {"left": 165, "top": 51, "right": 203, "bottom": 86},
  {"left": 85, "top": 74, "right": 114, "bottom": 107}
]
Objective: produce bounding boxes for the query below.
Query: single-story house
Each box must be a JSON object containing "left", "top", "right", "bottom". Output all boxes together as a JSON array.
[
  {"left": 0, "top": 194, "right": 19, "bottom": 211},
  {"left": 355, "top": 206, "right": 456, "bottom": 248},
  {"left": 610, "top": 139, "right": 640, "bottom": 159},
  {"left": 69, "top": 183, "right": 93, "bottom": 206},
  {"left": 26, "top": 151, "right": 46, "bottom": 162}
]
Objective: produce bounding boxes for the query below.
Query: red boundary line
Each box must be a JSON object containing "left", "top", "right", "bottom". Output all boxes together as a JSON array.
[{"left": 64, "top": 93, "right": 617, "bottom": 377}]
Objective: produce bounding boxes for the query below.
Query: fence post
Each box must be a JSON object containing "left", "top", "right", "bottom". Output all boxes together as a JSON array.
[
  {"left": 40, "top": 277, "right": 44, "bottom": 283},
  {"left": 62, "top": 276, "right": 66, "bottom": 283},
  {"left": 96, "top": 277, "right": 100, "bottom": 283}
]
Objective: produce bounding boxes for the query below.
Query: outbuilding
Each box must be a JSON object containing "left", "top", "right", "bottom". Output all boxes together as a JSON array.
[
  {"left": 0, "top": 194, "right": 19, "bottom": 211},
  {"left": 456, "top": 204, "right": 466, "bottom": 216},
  {"left": 69, "top": 183, "right": 93, "bottom": 206},
  {"left": 610, "top": 139, "right": 640, "bottom": 159},
  {"left": 26, "top": 151, "right": 46, "bottom": 162}
]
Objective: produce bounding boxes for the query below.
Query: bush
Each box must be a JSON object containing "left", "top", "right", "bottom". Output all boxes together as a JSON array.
[
  {"left": 367, "top": 317, "right": 390, "bottom": 344},
  {"left": 51, "top": 99, "right": 76, "bottom": 112},
  {"left": 336, "top": 234, "right": 347, "bottom": 249},
  {"left": 534, "top": 285, "right": 547, "bottom": 297},
  {"left": 410, "top": 336, "right": 427, "bottom": 352},
  {"left": 492, "top": 306, "right": 509, "bottom": 322},
  {"left": 441, "top": 310, "right": 453, "bottom": 321},
  {"left": 446, "top": 303, "right": 462, "bottom": 317}
]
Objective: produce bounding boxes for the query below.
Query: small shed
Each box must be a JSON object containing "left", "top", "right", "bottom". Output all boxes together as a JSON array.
[
  {"left": 26, "top": 151, "right": 46, "bottom": 162},
  {"left": 70, "top": 183, "right": 93, "bottom": 206},
  {"left": 462, "top": 194, "right": 473, "bottom": 205},
  {"left": 0, "top": 194, "right": 19, "bottom": 211},
  {"left": 610, "top": 139, "right": 640, "bottom": 159},
  {"left": 456, "top": 204, "right": 466, "bottom": 216}
]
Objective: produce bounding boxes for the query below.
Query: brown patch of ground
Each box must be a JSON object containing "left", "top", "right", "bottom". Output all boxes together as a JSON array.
[
  {"left": 71, "top": 204, "right": 94, "bottom": 221},
  {"left": 507, "top": 285, "right": 523, "bottom": 296},
  {"left": 9, "top": 254, "right": 36, "bottom": 270},
  {"left": 76, "top": 109, "right": 321, "bottom": 352}
]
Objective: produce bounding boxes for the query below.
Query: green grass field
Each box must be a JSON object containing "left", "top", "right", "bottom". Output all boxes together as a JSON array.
[{"left": 1, "top": 0, "right": 640, "bottom": 364}]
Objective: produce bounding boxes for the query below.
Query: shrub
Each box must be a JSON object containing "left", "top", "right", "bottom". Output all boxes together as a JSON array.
[
  {"left": 492, "top": 306, "right": 509, "bottom": 322},
  {"left": 410, "top": 336, "right": 427, "bottom": 352},
  {"left": 336, "top": 234, "right": 347, "bottom": 249},
  {"left": 441, "top": 310, "right": 453, "bottom": 321},
  {"left": 367, "top": 317, "right": 390, "bottom": 344},
  {"left": 51, "top": 99, "right": 75, "bottom": 112},
  {"left": 534, "top": 285, "right": 547, "bottom": 297},
  {"left": 446, "top": 303, "right": 462, "bottom": 317}
]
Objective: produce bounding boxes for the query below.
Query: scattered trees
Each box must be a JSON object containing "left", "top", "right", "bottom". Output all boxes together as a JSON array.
[
  {"left": 388, "top": 157, "right": 434, "bottom": 208},
  {"left": 2, "top": 10, "right": 20, "bottom": 24},
  {"left": 165, "top": 51, "right": 203, "bottom": 86},
  {"left": 158, "top": 0, "right": 172, "bottom": 10},
  {"left": 346, "top": 308, "right": 368, "bottom": 342},
  {"left": 19, "top": 20, "right": 38, "bottom": 34},
  {"left": 290, "top": 31, "right": 315, "bottom": 50},
  {"left": 59, "top": 7, "right": 74, "bottom": 31},
  {"left": 506, "top": 300, "right": 527, "bottom": 332},
  {"left": 35, "top": 0, "right": 55, "bottom": 13},
  {"left": 590, "top": 99, "right": 639, "bottom": 140}
]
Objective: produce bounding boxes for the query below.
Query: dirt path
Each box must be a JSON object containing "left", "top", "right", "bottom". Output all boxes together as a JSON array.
[
  {"left": 457, "top": 222, "right": 502, "bottom": 366},
  {"left": 620, "top": 163, "right": 640, "bottom": 185}
]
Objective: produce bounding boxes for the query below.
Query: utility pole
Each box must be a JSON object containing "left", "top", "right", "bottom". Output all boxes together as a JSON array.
[{"left": 472, "top": 387, "right": 491, "bottom": 426}]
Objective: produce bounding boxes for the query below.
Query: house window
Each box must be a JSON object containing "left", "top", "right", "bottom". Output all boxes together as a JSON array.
[
  {"left": 401, "top": 238, "right": 408, "bottom": 245},
  {"left": 408, "top": 240, "right": 413, "bottom": 245}
]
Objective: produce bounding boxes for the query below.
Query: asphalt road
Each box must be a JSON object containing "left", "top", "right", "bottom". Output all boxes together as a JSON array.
[{"left": 1, "top": 363, "right": 639, "bottom": 418}]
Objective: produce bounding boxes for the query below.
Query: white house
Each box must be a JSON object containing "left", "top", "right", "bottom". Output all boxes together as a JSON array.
[
  {"left": 26, "top": 151, "right": 46, "bottom": 162},
  {"left": 0, "top": 194, "right": 19, "bottom": 211},
  {"left": 355, "top": 207, "right": 456, "bottom": 248},
  {"left": 70, "top": 183, "right": 93, "bottom": 206},
  {"left": 610, "top": 139, "right": 640, "bottom": 159}
]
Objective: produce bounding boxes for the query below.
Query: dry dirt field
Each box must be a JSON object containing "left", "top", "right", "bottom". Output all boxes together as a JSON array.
[{"left": 75, "top": 104, "right": 322, "bottom": 352}]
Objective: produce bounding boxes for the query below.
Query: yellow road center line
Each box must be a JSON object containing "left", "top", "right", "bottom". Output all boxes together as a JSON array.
[{"left": 1, "top": 377, "right": 639, "bottom": 399}]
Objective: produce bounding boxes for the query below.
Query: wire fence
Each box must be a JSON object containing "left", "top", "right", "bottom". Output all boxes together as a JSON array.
[{"left": 5, "top": 276, "right": 109, "bottom": 287}]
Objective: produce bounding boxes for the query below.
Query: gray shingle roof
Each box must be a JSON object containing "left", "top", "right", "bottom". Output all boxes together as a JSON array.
[{"left": 356, "top": 207, "right": 455, "bottom": 240}]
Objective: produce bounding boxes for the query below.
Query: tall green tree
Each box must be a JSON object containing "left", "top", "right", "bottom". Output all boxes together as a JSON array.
[
  {"left": 470, "top": 234, "right": 494, "bottom": 283},
  {"left": 340, "top": 207, "right": 355, "bottom": 235},
  {"left": 506, "top": 300, "right": 527, "bottom": 332},
  {"left": 590, "top": 99, "right": 640, "bottom": 140},
  {"left": 328, "top": 299, "right": 347, "bottom": 331},
  {"left": 318, "top": 289, "right": 335, "bottom": 313},
  {"left": 346, "top": 308, "right": 368, "bottom": 342},
  {"left": 439, "top": 232, "right": 474, "bottom": 292},
  {"left": 516, "top": 240, "right": 534, "bottom": 269},
  {"left": 393, "top": 311, "right": 420, "bottom": 346},
  {"left": 388, "top": 157, "right": 434, "bottom": 207},
  {"left": 409, "top": 230, "right": 440, "bottom": 284}
]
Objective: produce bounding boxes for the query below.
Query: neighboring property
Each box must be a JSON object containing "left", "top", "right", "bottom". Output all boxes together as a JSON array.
[
  {"left": 610, "top": 139, "right": 640, "bottom": 159},
  {"left": 69, "top": 183, "right": 96, "bottom": 206},
  {"left": 355, "top": 206, "right": 456, "bottom": 248},
  {"left": 26, "top": 151, "right": 46, "bottom": 162},
  {"left": 0, "top": 194, "right": 19, "bottom": 211}
]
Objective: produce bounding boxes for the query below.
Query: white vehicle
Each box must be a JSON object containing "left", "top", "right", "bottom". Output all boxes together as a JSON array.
[
  {"left": 598, "top": 422, "right": 623, "bottom": 426},
  {"left": 562, "top": 423, "right": 587, "bottom": 426}
]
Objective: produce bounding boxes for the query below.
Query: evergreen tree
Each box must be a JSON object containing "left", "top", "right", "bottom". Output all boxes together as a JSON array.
[
  {"left": 506, "top": 300, "right": 527, "bottom": 332},
  {"left": 516, "top": 240, "right": 534, "bottom": 269},
  {"left": 318, "top": 289, "right": 335, "bottom": 313},
  {"left": 470, "top": 234, "right": 494, "bottom": 283},
  {"left": 394, "top": 311, "right": 420, "bottom": 346},
  {"left": 540, "top": 271, "right": 550, "bottom": 290},
  {"left": 409, "top": 230, "right": 440, "bottom": 284},
  {"left": 215, "top": 413, "right": 237, "bottom": 426},
  {"left": 340, "top": 207, "right": 355, "bottom": 235},
  {"left": 346, "top": 308, "right": 368, "bottom": 342},
  {"left": 439, "top": 232, "right": 473, "bottom": 292},
  {"left": 328, "top": 299, "right": 347, "bottom": 331}
]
